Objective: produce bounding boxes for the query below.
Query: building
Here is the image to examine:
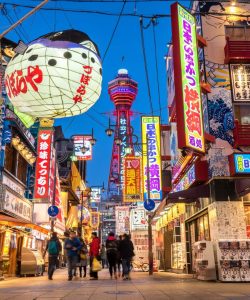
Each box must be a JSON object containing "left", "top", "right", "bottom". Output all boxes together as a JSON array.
[{"left": 155, "top": 1, "right": 250, "bottom": 279}]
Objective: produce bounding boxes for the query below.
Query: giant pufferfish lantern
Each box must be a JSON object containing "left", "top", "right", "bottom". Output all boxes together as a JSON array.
[{"left": 5, "top": 29, "right": 102, "bottom": 120}]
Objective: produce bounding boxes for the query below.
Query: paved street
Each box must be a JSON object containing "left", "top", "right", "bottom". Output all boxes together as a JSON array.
[{"left": 1, "top": 269, "right": 250, "bottom": 300}]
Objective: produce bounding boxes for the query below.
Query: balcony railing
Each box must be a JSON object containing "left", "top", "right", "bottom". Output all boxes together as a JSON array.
[
  {"left": 233, "top": 119, "right": 250, "bottom": 147},
  {"left": 225, "top": 37, "right": 250, "bottom": 63}
]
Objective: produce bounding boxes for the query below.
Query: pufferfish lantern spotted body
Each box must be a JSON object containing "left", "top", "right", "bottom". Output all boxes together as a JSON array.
[{"left": 5, "top": 29, "right": 102, "bottom": 119}]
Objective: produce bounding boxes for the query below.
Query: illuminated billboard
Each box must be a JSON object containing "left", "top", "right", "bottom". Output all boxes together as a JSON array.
[
  {"left": 73, "top": 135, "right": 92, "bottom": 160},
  {"left": 124, "top": 156, "right": 142, "bottom": 202},
  {"left": 141, "top": 116, "right": 162, "bottom": 201},
  {"left": 34, "top": 129, "right": 53, "bottom": 199},
  {"left": 171, "top": 3, "right": 205, "bottom": 153},
  {"left": 229, "top": 153, "right": 250, "bottom": 175},
  {"left": 5, "top": 29, "right": 102, "bottom": 120}
]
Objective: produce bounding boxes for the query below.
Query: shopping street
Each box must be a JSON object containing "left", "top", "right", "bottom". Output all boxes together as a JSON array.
[{"left": 1, "top": 269, "right": 250, "bottom": 300}]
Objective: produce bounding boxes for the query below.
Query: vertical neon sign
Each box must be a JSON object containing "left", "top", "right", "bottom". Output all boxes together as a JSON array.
[
  {"left": 171, "top": 3, "right": 205, "bottom": 153},
  {"left": 142, "top": 116, "right": 162, "bottom": 201}
]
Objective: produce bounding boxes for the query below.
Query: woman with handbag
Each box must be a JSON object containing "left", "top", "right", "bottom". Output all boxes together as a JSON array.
[
  {"left": 78, "top": 238, "right": 88, "bottom": 277},
  {"left": 89, "top": 232, "right": 100, "bottom": 280}
]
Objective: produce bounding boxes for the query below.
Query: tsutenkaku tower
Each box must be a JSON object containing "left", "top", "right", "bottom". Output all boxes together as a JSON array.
[{"left": 108, "top": 69, "right": 138, "bottom": 196}]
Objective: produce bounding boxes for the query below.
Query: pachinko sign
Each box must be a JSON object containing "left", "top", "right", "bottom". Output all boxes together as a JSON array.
[
  {"left": 171, "top": 3, "right": 205, "bottom": 153},
  {"left": 142, "top": 116, "right": 162, "bottom": 201},
  {"left": 124, "top": 156, "right": 142, "bottom": 203},
  {"left": 73, "top": 135, "right": 92, "bottom": 161},
  {"left": 34, "top": 129, "right": 53, "bottom": 199}
]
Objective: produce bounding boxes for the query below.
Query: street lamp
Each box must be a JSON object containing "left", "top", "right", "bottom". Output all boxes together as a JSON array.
[
  {"left": 105, "top": 118, "right": 114, "bottom": 137},
  {"left": 89, "top": 128, "right": 97, "bottom": 146}
]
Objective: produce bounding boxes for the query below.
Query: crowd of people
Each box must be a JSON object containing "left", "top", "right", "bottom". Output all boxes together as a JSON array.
[{"left": 43, "top": 231, "right": 134, "bottom": 281}]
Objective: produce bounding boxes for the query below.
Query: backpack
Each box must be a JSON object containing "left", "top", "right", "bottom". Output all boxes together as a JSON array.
[{"left": 48, "top": 240, "right": 58, "bottom": 255}]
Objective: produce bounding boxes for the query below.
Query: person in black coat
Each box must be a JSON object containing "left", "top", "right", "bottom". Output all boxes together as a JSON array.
[{"left": 118, "top": 233, "right": 134, "bottom": 280}]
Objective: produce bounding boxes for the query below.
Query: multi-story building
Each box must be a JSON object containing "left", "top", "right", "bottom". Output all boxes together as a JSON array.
[{"left": 155, "top": 1, "right": 250, "bottom": 277}]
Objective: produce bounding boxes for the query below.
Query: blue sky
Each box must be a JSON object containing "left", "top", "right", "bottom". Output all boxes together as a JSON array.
[{"left": 1, "top": 0, "right": 189, "bottom": 187}]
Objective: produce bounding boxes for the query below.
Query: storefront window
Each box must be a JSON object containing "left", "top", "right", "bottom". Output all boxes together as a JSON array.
[
  {"left": 4, "top": 144, "right": 17, "bottom": 175},
  {"left": 17, "top": 154, "right": 27, "bottom": 184}
]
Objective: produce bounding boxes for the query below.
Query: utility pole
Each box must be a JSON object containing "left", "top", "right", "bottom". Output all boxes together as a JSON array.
[{"left": 146, "top": 133, "right": 154, "bottom": 275}]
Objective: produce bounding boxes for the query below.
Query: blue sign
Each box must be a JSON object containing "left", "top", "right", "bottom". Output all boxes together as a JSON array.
[
  {"left": 234, "top": 154, "right": 250, "bottom": 174},
  {"left": 144, "top": 199, "right": 155, "bottom": 211},
  {"left": 48, "top": 205, "right": 59, "bottom": 217}
]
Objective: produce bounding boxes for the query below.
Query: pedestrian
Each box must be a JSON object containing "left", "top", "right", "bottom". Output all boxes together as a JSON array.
[
  {"left": 89, "top": 232, "right": 100, "bottom": 280},
  {"left": 106, "top": 232, "right": 118, "bottom": 279},
  {"left": 119, "top": 233, "right": 134, "bottom": 280},
  {"left": 116, "top": 235, "right": 123, "bottom": 277},
  {"left": 78, "top": 238, "right": 88, "bottom": 277},
  {"left": 43, "top": 232, "right": 62, "bottom": 280},
  {"left": 64, "top": 231, "right": 82, "bottom": 281},
  {"left": 100, "top": 244, "right": 107, "bottom": 268}
]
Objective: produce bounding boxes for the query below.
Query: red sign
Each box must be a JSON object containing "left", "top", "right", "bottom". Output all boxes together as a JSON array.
[
  {"left": 34, "top": 129, "right": 53, "bottom": 199},
  {"left": 124, "top": 156, "right": 142, "bottom": 202}
]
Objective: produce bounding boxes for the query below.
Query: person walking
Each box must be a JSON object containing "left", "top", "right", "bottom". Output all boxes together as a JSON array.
[
  {"left": 64, "top": 231, "right": 82, "bottom": 281},
  {"left": 89, "top": 232, "right": 100, "bottom": 280},
  {"left": 100, "top": 244, "right": 107, "bottom": 268},
  {"left": 116, "top": 235, "right": 123, "bottom": 277},
  {"left": 119, "top": 233, "right": 134, "bottom": 280},
  {"left": 78, "top": 238, "right": 88, "bottom": 277},
  {"left": 106, "top": 232, "right": 118, "bottom": 279},
  {"left": 43, "top": 232, "right": 62, "bottom": 280}
]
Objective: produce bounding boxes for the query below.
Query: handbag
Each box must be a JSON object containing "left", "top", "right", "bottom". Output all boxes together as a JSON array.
[
  {"left": 80, "top": 253, "right": 87, "bottom": 260},
  {"left": 92, "top": 257, "right": 102, "bottom": 272}
]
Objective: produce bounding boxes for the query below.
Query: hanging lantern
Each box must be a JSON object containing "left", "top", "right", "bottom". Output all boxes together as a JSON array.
[{"left": 5, "top": 29, "right": 102, "bottom": 120}]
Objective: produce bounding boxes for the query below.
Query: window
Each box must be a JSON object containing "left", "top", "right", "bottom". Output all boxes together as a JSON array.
[
  {"left": 225, "top": 26, "right": 250, "bottom": 41},
  {"left": 17, "top": 154, "right": 27, "bottom": 184},
  {"left": 4, "top": 144, "right": 17, "bottom": 175}
]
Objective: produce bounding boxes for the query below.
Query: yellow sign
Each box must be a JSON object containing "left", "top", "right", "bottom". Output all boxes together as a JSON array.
[{"left": 141, "top": 116, "right": 162, "bottom": 201}]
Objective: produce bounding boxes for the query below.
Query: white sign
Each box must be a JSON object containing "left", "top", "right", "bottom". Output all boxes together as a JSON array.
[
  {"left": 2, "top": 173, "right": 25, "bottom": 196},
  {"left": 3, "top": 189, "right": 32, "bottom": 221},
  {"left": 130, "top": 208, "right": 147, "bottom": 231},
  {"left": 115, "top": 206, "right": 130, "bottom": 235}
]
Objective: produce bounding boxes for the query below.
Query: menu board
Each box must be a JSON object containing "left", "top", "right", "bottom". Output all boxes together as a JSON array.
[{"left": 231, "top": 64, "right": 250, "bottom": 102}]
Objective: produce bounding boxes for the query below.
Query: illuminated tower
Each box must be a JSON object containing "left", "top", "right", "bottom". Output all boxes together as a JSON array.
[{"left": 108, "top": 69, "right": 138, "bottom": 196}]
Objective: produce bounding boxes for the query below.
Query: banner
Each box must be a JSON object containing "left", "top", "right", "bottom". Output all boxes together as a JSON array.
[
  {"left": 124, "top": 156, "right": 142, "bottom": 202},
  {"left": 141, "top": 116, "right": 162, "bottom": 201},
  {"left": 90, "top": 211, "right": 100, "bottom": 229},
  {"left": 171, "top": 3, "right": 205, "bottom": 153},
  {"left": 115, "top": 206, "right": 130, "bottom": 235},
  {"left": 73, "top": 135, "right": 92, "bottom": 160},
  {"left": 34, "top": 129, "right": 53, "bottom": 199}
]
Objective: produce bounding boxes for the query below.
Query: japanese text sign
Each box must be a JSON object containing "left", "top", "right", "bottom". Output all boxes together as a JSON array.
[
  {"left": 73, "top": 135, "right": 92, "bottom": 161},
  {"left": 172, "top": 165, "right": 195, "bottom": 192},
  {"left": 171, "top": 3, "right": 205, "bottom": 153},
  {"left": 234, "top": 154, "right": 250, "bottom": 174},
  {"left": 124, "top": 156, "right": 142, "bottom": 202},
  {"left": 141, "top": 116, "right": 162, "bottom": 201},
  {"left": 115, "top": 206, "right": 130, "bottom": 235},
  {"left": 34, "top": 129, "right": 53, "bottom": 199}
]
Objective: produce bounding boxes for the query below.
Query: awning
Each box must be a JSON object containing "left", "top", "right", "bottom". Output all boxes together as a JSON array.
[
  {"left": 166, "top": 178, "right": 250, "bottom": 204},
  {"left": 0, "top": 214, "right": 50, "bottom": 234}
]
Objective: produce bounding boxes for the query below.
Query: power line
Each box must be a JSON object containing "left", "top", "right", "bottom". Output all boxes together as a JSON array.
[
  {"left": 103, "top": 0, "right": 126, "bottom": 62},
  {"left": 152, "top": 17, "right": 162, "bottom": 121},
  {"left": 140, "top": 16, "right": 154, "bottom": 116}
]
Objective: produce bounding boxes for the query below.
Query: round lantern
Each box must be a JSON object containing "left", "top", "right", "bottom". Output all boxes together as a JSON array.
[{"left": 5, "top": 29, "right": 102, "bottom": 119}]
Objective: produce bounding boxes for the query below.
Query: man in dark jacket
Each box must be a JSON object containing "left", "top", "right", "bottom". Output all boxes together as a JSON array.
[
  {"left": 106, "top": 232, "right": 118, "bottom": 279},
  {"left": 43, "top": 232, "right": 62, "bottom": 280},
  {"left": 64, "top": 231, "right": 82, "bottom": 281},
  {"left": 119, "top": 233, "right": 134, "bottom": 280}
]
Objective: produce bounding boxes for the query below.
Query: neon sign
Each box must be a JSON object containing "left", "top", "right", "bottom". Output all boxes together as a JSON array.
[
  {"left": 124, "top": 156, "right": 142, "bottom": 202},
  {"left": 142, "top": 116, "right": 162, "bottom": 201},
  {"left": 234, "top": 154, "right": 250, "bottom": 174},
  {"left": 171, "top": 3, "right": 205, "bottom": 153}
]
